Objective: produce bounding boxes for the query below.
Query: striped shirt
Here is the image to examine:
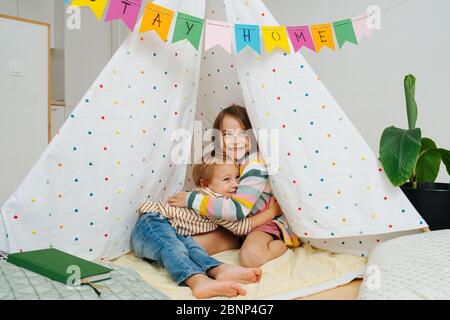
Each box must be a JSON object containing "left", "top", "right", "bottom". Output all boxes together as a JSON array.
[
  {"left": 137, "top": 188, "right": 252, "bottom": 237},
  {"left": 185, "top": 152, "right": 301, "bottom": 248}
]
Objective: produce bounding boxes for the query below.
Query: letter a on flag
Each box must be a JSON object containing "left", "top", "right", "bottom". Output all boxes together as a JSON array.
[{"left": 139, "top": 2, "right": 174, "bottom": 42}]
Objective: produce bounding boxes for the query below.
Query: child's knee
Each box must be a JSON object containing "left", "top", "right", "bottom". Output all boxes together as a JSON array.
[
  {"left": 268, "top": 240, "right": 288, "bottom": 257},
  {"left": 239, "top": 247, "right": 270, "bottom": 268}
]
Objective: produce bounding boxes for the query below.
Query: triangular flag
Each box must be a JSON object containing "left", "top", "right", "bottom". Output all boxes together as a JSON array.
[
  {"left": 310, "top": 23, "right": 336, "bottom": 52},
  {"left": 71, "top": 0, "right": 108, "bottom": 21},
  {"left": 333, "top": 19, "right": 358, "bottom": 48},
  {"left": 352, "top": 15, "right": 373, "bottom": 41},
  {"left": 204, "top": 19, "right": 232, "bottom": 53},
  {"left": 104, "top": 0, "right": 142, "bottom": 32},
  {"left": 172, "top": 13, "right": 204, "bottom": 50},
  {"left": 287, "top": 26, "right": 316, "bottom": 52},
  {"left": 261, "top": 26, "right": 290, "bottom": 54},
  {"left": 235, "top": 24, "right": 261, "bottom": 55},
  {"left": 139, "top": 2, "right": 174, "bottom": 42}
]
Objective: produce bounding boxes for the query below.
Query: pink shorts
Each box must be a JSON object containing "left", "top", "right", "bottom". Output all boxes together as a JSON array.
[{"left": 251, "top": 221, "right": 282, "bottom": 240}]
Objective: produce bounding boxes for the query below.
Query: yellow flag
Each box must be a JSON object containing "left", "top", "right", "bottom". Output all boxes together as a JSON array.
[
  {"left": 261, "top": 26, "right": 291, "bottom": 54},
  {"left": 139, "top": 2, "right": 174, "bottom": 42},
  {"left": 71, "top": 0, "right": 108, "bottom": 21},
  {"left": 311, "top": 23, "right": 336, "bottom": 52}
]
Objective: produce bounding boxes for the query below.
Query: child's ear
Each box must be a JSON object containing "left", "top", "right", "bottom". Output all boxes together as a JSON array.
[{"left": 199, "top": 179, "right": 208, "bottom": 188}]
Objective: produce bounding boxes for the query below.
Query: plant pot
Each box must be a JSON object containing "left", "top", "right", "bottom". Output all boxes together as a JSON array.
[{"left": 401, "top": 182, "right": 450, "bottom": 230}]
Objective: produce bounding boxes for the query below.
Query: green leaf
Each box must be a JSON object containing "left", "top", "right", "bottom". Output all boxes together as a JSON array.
[
  {"left": 438, "top": 148, "right": 450, "bottom": 176},
  {"left": 380, "top": 126, "right": 422, "bottom": 186},
  {"left": 416, "top": 138, "right": 441, "bottom": 182},
  {"left": 404, "top": 74, "right": 418, "bottom": 130}
]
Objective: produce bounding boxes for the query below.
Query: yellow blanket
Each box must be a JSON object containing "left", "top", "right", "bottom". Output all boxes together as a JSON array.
[{"left": 112, "top": 244, "right": 366, "bottom": 300}]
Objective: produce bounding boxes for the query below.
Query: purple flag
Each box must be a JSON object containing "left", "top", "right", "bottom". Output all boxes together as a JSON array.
[
  {"left": 287, "top": 26, "right": 315, "bottom": 52},
  {"left": 105, "top": 0, "right": 142, "bottom": 32}
]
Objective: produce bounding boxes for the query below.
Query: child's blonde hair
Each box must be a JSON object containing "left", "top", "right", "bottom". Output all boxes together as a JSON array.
[{"left": 192, "top": 153, "right": 238, "bottom": 187}]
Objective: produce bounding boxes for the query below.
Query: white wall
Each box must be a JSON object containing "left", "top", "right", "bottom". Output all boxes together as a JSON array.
[
  {"left": 64, "top": 5, "right": 112, "bottom": 115},
  {"left": 0, "top": 0, "right": 17, "bottom": 16},
  {"left": 0, "top": 16, "right": 49, "bottom": 205},
  {"left": 264, "top": 0, "right": 450, "bottom": 183}
]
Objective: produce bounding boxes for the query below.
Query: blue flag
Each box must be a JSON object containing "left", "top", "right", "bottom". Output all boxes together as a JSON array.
[{"left": 235, "top": 24, "right": 261, "bottom": 54}]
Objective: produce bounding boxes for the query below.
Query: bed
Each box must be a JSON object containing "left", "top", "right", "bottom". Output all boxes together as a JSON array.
[
  {"left": 112, "top": 243, "right": 367, "bottom": 300},
  {"left": 358, "top": 229, "right": 450, "bottom": 299}
]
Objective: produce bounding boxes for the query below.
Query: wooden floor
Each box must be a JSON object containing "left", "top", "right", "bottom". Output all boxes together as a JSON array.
[{"left": 297, "top": 280, "right": 362, "bottom": 300}]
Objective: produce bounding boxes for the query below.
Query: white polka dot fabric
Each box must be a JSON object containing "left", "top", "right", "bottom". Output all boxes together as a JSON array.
[{"left": 0, "top": 0, "right": 426, "bottom": 260}]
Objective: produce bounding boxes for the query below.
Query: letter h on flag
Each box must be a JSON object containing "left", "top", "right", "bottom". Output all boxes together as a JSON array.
[{"left": 235, "top": 24, "right": 261, "bottom": 54}]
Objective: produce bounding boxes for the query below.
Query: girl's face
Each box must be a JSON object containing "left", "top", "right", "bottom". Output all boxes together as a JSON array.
[
  {"left": 202, "top": 164, "right": 240, "bottom": 196},
  {"left": 220, "top": 115, "right": 251, "bottom": 161}
]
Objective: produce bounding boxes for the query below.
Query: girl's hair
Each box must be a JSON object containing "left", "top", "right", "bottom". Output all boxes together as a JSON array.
[
  {"left": 213, "top": 104, "right": 252, "bottom": 131},
  {"left": 192, "top": 153, "right": 237, "bottom": 187},
  {"left": 211, "top": 104, "right": 257, "bottom": 157}
]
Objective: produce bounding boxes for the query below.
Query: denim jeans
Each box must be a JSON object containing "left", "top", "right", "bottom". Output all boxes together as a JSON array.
[{"left": 131, "top": 212, "right": 223, "bottom": 285}]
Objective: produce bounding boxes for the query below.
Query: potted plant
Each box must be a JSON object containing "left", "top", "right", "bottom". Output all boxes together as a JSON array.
[{"left": 379, "top": 74, "right": 450, "bottom": 230}]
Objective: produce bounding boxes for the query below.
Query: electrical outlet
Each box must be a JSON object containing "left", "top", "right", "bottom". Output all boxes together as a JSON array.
[{"left": 9, "top": 60, "right": 25, "bottom": 77}]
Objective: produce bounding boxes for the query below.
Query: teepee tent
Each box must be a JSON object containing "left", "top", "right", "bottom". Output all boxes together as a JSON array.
[{"left": 0, "top": 0, "right": 426, "bottom": 261}]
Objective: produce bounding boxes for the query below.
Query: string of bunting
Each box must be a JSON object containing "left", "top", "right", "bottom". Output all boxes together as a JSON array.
[{"left": 67, "top": 0, "right": 406, "bottom": 54}]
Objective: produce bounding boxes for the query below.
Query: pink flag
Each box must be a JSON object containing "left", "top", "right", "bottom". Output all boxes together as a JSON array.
[
  {"left": 204, "top": 19, "right": 232, "bottom": 53},
  {"left": 105, "top": 0, "right": 142, "bottom": 32},
  {"left": 287, "top": 26, "right": 315, "bottom": 52},
  {"left": 352, "top": 15, "right": 373, "bottom": 41}
]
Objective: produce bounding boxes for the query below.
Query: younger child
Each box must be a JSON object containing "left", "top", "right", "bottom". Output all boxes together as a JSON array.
[{"left": 132, "top": 157, "right": 281, "bottom": 299}]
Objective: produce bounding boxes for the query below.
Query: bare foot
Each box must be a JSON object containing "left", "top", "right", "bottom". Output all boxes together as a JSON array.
[
  {"left": 190, "top": 277, "right": 247, "bottom": 299},
  {"left": 211, "top": 264, "right": 262, "bottom": 284}
]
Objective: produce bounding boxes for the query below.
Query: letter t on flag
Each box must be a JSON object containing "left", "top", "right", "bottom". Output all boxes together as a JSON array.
[
  {"left": 204, "top": 19, "right": 232, "bottom": 53},
  {"left": 71, "top": 0, "right": 108, "bottom": 21},
  {"left": 139, "top": 2, "right": 174, "bottom": 42},
  {"left": 105, "top": 0, "right": 143, "bottom": 32}
]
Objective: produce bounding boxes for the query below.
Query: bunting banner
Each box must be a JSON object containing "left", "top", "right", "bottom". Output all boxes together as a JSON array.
[
  {"left": 287, "top": 26, "right": 315, "bottom": 53},
  {"left": 352, "top": 14, "right": 373, "bottom": 41},
  {"left": 204, "top": 19, "right": 232, "bottom": 53},
  {"left": 104, "top": 0, "right": 142, "bottom": 32},
  {"left": 311, "top": 23, "right": 336, "bottom": 52},
  {"left": 172, "top": 13, "right": 204, "bottom": 50},
  {"left": 333, "top": 19, "right": 358, "bottom": 48},
  {"left": 71, "top": 0, "right": 108, "bottom": 21},
  {"left": 261, "top": 26, "right": 290, "bottom": 54},
  {"left": 139, "top": 2, "right": 174, "bottom": 42},
  {"left": 69, "top": 0, "right": 387, "bottom": 56},
  {"left": 235, "top": 24, "right": 261, "bottom": 54}
]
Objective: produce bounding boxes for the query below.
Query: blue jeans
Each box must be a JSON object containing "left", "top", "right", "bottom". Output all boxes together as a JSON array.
[{"left": 131, "top": 212, "right": 223, "bottom": 285}]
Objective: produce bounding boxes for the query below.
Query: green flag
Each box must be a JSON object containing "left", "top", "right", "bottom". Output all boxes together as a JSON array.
[
  {"left": 333, "top": 19, "right": 358, "bottom": 49},
  {"left": 172, "top": 12, "right": 204, "bottom": 50}
]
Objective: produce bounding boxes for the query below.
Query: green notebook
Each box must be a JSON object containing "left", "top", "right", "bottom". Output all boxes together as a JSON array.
[{"left": 7, "top": 248, "right": 112, "bottom": 285}]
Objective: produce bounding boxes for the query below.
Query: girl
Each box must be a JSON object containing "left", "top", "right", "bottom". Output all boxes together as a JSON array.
[{"left": 169, "top": 105, "right": 300, "bottom": 268}]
